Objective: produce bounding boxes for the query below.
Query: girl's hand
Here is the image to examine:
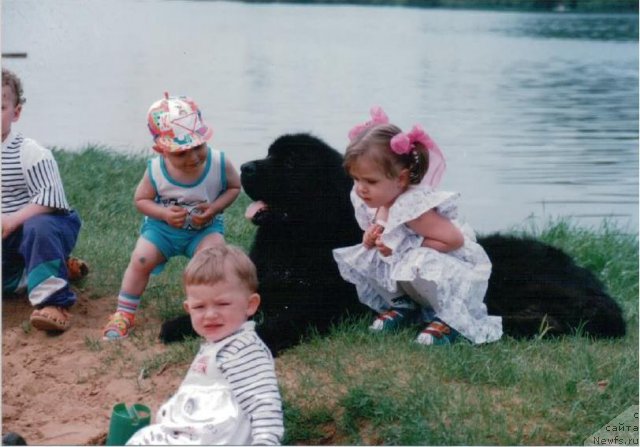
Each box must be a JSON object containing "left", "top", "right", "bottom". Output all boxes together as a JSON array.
[
  {"left": 363, "top": 224, "right": 383, "bottom": 249},
  {"left": 164, "top": 205, "right": 188, "bottom": 228},
  {"left": 375, "top": 238, "right": 393, "bottom": 257},
  {"left": 191, "top": 203, "right": 216, "bottom": 227}
]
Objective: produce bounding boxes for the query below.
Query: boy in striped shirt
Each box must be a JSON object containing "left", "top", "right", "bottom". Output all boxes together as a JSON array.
[
  {"left": 2, "top": 68, "right": 82, "bottom": 332},
  {"left": 127, "top": 245, "right": 284, "bottom": 445}
]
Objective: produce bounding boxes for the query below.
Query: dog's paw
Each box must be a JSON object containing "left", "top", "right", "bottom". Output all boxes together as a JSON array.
[{"left": 159, "top": 315, "right": 197, "bottom": 344}]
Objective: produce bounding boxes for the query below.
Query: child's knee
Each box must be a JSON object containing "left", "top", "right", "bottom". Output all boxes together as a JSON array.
[
  {"left": 20, "top": 215, "right": 74, "bottom": 259},
  {"left": 128, "top": 238, "right": 165, "bottom": 273},
  {"left": 22, "top": 214, "right": 56, "bottom": 238},
  {"left": 22, "top": 212, "right": 80, "bottom": 247},
  {"left": 128, "top": 251, "right": 160, "bottom": 275}
]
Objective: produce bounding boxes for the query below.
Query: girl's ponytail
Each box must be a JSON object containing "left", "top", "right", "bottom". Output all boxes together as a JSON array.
[{"left": 408, "top": 147, "right": 428, "bottom": 185}]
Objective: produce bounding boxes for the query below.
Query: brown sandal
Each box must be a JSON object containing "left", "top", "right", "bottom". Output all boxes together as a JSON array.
[{"left": 30, "top": 306, "right": 72, "bottom": 332}]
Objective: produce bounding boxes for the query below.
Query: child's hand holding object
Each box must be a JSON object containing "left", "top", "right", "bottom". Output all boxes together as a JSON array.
[
  {"left": 363, "top": 223, "right": 392, "bottom": 256},
  {"left": 190, "top": 203, "right": 216, "bottom": 228},
  {"left": 363, "top": 223, "right": 383, "bottom": 248},
  {"left": 164, "top": 205, "right": 188, "bottom": 228}
]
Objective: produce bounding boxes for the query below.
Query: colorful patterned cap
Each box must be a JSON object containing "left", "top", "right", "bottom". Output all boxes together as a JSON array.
[{"left": 147, "top": 93, "right": 213, "bottom": 152}]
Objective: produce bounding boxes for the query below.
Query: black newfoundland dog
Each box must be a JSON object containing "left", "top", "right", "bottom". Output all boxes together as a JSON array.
[{"left": 161, "top": 134, "right": 626, "bottom": 354}]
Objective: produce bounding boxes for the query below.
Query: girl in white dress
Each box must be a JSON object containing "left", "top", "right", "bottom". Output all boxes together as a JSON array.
[{"left": 333, "top": 107, "right": 502, "bottom": 345}]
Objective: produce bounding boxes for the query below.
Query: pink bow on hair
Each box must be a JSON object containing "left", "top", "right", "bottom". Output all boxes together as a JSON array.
[
  {"left": 347, "top": 106, "right": 389, "bottom": 141},
  {"left": 390, "top": 124, "right": 447, "bottom": 189}
]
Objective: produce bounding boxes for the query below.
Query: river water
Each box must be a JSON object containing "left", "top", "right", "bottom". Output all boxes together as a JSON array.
[{"left": 2, "top": 0, "right": 638, "bottom": 233}]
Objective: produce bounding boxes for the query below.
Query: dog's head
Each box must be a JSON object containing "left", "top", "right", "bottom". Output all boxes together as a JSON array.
[{"left": 241, "top": 133, "right": 352, "bottom": 225}]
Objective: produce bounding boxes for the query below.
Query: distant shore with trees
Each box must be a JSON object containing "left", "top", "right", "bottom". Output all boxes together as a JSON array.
[{"left": 243, "top": 0, "right": 638, "bottom": 13}]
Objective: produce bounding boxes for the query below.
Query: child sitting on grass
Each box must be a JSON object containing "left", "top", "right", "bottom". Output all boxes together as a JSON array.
[
  {"left": 2, "top": 67, "right": 85, "bottom": 332},
  {"left": 103, "top": 93, "right": 241, "bottom": 340},
  {"left": 126, "top": 245, "right": 284, "bottom": 445}
]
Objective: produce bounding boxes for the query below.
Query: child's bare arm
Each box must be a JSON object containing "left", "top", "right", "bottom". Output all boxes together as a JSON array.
[
  {"left": 191, "top": 159, "right": 241, "bottom": 226},
  {"left": 407, "top": 209, "right": 464, "bottom": 253},
  {"left": 134, "top": 171, "right": 187, "bottom": 228}
]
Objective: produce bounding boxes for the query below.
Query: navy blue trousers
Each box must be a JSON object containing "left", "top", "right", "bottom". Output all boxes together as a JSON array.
[{"left": 2, "top": 210, "right": 81, "bottom": 308}]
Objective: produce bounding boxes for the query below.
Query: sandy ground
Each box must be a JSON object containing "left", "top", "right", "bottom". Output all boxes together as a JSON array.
[{"left": 2, "top": 293, "right": 187, "bottom": 445}]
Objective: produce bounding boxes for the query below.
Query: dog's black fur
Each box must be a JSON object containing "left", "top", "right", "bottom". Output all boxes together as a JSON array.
[
  {"left": 160, "top": 133, "right": 626, "bottom": 354},
  {"left": 480, "top": 234, "right": 625, "bottom": 338}
]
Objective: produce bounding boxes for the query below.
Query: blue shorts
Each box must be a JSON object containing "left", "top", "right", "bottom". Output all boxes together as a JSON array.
[{"left": 140, "top": 216, "right": 224, "bottom": 267}]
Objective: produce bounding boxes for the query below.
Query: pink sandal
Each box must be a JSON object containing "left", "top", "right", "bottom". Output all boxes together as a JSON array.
[{"left": 103, "top": 311, "right": 134, "bottom": 341}]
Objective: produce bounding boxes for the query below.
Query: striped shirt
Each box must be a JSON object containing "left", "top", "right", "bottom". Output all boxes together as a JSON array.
[
  {"left": 217, "top": 322, "right": 284, "bottom": 445},
  {"left": 1, "top": 131, "right": 70, "bottom": 213}
]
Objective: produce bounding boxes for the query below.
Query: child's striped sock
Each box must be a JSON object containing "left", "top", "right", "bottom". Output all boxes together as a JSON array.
[{"left": 116, "top": 292, "right": 140, "bottom": 320}]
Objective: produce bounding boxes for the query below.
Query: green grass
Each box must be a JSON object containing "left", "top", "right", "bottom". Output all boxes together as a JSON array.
[
  {"left": 56, "top": 148, "right": 638, "bottom": 445},
  {"left": 279, "top": 321, "right": 638, "bottom": 444}
]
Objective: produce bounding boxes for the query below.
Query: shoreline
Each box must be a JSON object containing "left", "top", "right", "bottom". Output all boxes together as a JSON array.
[{"left": 238, "top": 0, "right": 639, "bottom": 13}]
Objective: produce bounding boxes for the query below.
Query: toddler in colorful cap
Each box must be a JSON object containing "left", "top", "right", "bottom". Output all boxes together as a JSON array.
[
  {"left": 102, "top": 92, "right": 242, "bottom": 341},
  {"left": 147, "top": 92, "right": 213, "bottom": 153}
]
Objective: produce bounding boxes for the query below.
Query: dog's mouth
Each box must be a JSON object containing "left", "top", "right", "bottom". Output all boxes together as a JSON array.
[{"left": 245, "top": 200, "right": 268, "bottom": 220}]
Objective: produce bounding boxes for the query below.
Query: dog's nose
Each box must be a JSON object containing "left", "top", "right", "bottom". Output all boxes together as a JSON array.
[{"left": 241, "top": 162, "right": 256, "bottom": 175}]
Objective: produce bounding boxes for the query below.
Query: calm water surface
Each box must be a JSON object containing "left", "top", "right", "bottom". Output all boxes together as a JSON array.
[{"left": 3, "top": 0, "right": 638, "bottom": 233}]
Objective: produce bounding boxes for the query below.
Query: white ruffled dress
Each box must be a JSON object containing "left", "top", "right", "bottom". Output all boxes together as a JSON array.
[{"left": 333, "top": 185, "right": 502, "bottom": 344}]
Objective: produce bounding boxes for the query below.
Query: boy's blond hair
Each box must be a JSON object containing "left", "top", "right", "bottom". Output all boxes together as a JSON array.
[
  {"left": 1, "top": 68, "right": 26, "bottom": 106},
  {"left": 184, "top": 245, "right": 258, "bottom": 292}
]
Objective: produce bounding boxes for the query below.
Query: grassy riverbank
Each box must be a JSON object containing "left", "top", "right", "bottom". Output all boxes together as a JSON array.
[{"left": 58, "top": 147, "right": 638, "bottom": 445}]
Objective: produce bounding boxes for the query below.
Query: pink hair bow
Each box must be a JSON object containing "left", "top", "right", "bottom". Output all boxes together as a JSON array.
[
  {"left": 390, "top": 124, "right": 446, "bottom": 188},
  {"left": 348, "top": 106, "right": 389, "bottom": 141}
]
